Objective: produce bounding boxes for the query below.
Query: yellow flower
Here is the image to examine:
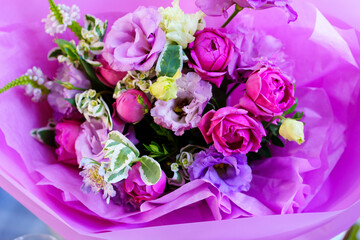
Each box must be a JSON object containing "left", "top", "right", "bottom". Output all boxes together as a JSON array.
[
  {"left": 279, "top": 118, "right": 305, "bottom": 144},
  {"left": 149, "top": 71, "right": 181, "bottom": 101},
  {"left": 159, "top": 0, "right": 205, "bottom": 48}
]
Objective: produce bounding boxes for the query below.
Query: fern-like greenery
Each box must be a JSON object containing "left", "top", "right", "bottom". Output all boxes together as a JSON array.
[
  {"left": 68, "top": 21, "right": 83, "bottom": 40},
  {"left": 48, "top": 0, "right": 63, "bottom": 24},
  {"left": 0, "top": 76, "right": 50, "bottom": 95}
]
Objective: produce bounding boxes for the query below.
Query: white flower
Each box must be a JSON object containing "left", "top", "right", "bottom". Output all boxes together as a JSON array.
[
  {"left": 22, "top": 67, "right": 49, "bottom": 102},
  {"left": 79, "top": 158, "right": 116, "bottom": 204},
  {"left": 279, "top": 118, "right": 305, "bottom": 144},
  {"left": 42, "top": 4, "right": 80, "bottom": 36},
  {"left": 159, "top": 0, "right": 205, "bottom": 48}
]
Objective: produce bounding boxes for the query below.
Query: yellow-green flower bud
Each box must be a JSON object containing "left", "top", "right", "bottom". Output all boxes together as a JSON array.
[
  {"left": 149, "top": 71, "right": 181, "bottom": 101},
  {"left": 279, "top": 118, "right": 305, "bottom": 144}
]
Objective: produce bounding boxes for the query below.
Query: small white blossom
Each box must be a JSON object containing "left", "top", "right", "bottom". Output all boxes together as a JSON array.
[
  {"left": 80, "top": 158, "right": 116, "bottom": 204},
  {"left": 43, "top": 4, "right": 80, "bottom": 36},
  {"left": 22, "top": 67, "right": 49, "bottom": 102},
  {"left": 171, "top": 163, "right": 179, "bottom": 172}
]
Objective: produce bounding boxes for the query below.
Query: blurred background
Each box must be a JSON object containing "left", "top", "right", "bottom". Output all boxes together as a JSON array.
[{"left": 0, "top": 188, "right": 62, "bottom": 240}]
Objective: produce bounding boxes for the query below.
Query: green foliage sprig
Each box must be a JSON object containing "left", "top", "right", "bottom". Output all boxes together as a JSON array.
[
  {"left": 0, "top": 76, "right": 49, "bottom": 95},
  {"left": 48, "top": 0, "right": 63, "bottom": 24}
]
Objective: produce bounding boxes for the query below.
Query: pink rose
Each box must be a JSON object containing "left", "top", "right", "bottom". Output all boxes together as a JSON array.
[
  {"left": 198, "top": 107, "right": 265, "bottom": 156},
  {"left": 95, "top": 57, "right": 127, "bottom": 87},
  {"left": 188, "top": 28, "right": 234, "bottom": 88},
  {"left": 124, "top": 162, "right": 166, "bottom": 203},
  {"left": 114, "top": 89, "right": 151, "bottom": 123},
  {"left": 102, "top": 6, "right": 166, "bottom": 72},
  {"left": 55, "top": 120, "right": 82, "bottom": 165},
  {"left": 238, "top": 67, "right": 295, "bottom": 120}
]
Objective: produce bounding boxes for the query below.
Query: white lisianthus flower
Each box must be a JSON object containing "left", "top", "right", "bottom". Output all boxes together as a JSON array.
[
  {"left": 159, "top": 0, "right": 205, "bottom": 48},
  {"left": 279, "top": 118, "right": 305, "bottom": 144}
]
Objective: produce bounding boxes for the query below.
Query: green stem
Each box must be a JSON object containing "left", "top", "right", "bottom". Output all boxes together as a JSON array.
[
  {"left": 221, "top": 5, "right": 244, "bottom": 28},
  {"left": 0, "top": 76, "right": 50, "bottom": 95}
]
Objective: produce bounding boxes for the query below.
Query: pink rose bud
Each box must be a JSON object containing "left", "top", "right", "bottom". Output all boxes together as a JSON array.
[
  {"left": 188, "top": 28, "right": 234, "bottom": 88},
  {"left": 115, "top": 89, "right": 151, "bottom": 123},
  {"left": 96, "top": 57, "right": 127, "bottom": 87},
  {"left": 55, "top": 120, "right": 82, "bottom": 165},
  {"left": 198, "top": 107, "right": 266, "bottom": 156},
  {"left": 238, "top": 66, "right": 295, "bottom": 120},
  {"left": 124, "top": 162, "right": 167, "bottom": 203}
]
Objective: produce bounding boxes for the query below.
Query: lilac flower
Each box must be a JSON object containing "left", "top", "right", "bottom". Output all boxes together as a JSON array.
[
  {"left": 102, "top": 7, "right": 166, "bottom": 72},
  {"left": 195, "top": 0, "right": 297, "bottom": 23},
  {"left": 75, "top": 119, "right": 108, "bottom": 164},
  {"left": 226, "top": 24, "right": 291, "bottom": 82},
  {"left": 188, "top": 146, "right": 252, "bottom": 195},
  {"left": 151, "top": 72, "right": 212, "bottom": 136},
  {"left": 47, "top": 64, "right": 90, "bottom": 120},
  {"left": 111, "top": 181, "right": 141, "bottom": 212}
]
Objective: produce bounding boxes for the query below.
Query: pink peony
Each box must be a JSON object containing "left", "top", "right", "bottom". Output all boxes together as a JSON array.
[
  {"left": 238, "top": 66, "right": 295, "bottom": 120},
  {"left": 124, "top": 162, "right": 167, "bottom": 203},
  {"left": 55, "top": 120, "right": 82, "bottom": 165},
  {"left": 198, "top": 107, "right": 266, "bottom": 156},
  {"left": 95, "top": 57, "right": 127, "bottom": 87},
  {"left": 188, "top": 28, "right": 234, "bottom": 88},
  {"left": 114, "top": 89, "right": 151, "bottom": 123},
  {"left": 102, "top": 6, "right": 166, "bottom": 72}
]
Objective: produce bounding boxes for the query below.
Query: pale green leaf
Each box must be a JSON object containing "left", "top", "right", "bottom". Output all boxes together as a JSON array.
[{"left": 139, "top": 156, "right": 162, "bottom": 185}]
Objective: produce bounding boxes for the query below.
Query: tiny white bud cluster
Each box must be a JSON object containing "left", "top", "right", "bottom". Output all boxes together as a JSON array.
[
  {"left": 23, "top": 67, "right": 50, "bottom": 102},
  {"left": 43, "top": 4, "right": 80, "bottom": 36}
]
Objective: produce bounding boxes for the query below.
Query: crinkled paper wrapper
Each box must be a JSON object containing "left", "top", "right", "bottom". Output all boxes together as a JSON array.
[{"left": 1, "top": 0, "right": 360, "bottom": 239}]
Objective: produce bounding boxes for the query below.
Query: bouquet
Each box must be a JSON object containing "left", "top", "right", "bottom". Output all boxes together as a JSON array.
[{"left": 1, "top": 0, "right": 360, "bottom": 239}]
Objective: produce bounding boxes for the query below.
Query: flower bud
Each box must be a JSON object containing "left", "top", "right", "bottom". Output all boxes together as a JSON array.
[{"left": 279, "top": 118, "right": 305, "bottom": 144}]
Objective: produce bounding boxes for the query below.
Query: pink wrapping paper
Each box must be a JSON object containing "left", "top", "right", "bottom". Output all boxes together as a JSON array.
[{"left": 1, "top": 0, "right": 360, "bottom": 239}]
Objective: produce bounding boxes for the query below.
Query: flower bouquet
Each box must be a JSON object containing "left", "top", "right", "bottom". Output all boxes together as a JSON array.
[{"left": 1, "top": 0, "right": 360, "bottom": 239}]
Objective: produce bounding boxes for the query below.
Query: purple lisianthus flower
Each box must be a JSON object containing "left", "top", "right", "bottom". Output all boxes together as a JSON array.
[
  {"left": 195, "top": 0, "right": 297, "bottom": 23},
  {"left": 75, "top": 119, "right": 108, "bottom": 164},
  {"left": 188, "top": 146, "right": 252, "bottom": 194},
  {"left": 151, "top": 72, "right": 212, "bottom": 136},
  {"left": 102, "top": 6, "right": 166, "bottom": 72},
  {"left": 226, "top": 24, "right": 291, "bottom": 82},
  {"left": 47, "top": 64, "right": 90, "bottom": 120}
]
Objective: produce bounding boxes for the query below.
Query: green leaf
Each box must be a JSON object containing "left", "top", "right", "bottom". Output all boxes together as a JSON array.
[
  {"left": 48, "top": 48, "right": 63, "bottom": 59},
  {"left": 150, "top": 123, "right": 175, "bottom": 143},
  {"left": 139, "top": 156, "right": 162, "bottom": 185},
  {"left": 85, "top": 15, "right": 96, "bottom": 30},
  {"left": 105, "top": 166, "right": 131, "bottom": 183},
  {"left": 68, "top": 21, "right": 83, "bottom": 40},
  {"left": 267, "top": 124, "right": 280, "bottom": 135},
  {"left": 284, "top": 98, "right": 298, "bottom": 116},
  {"left": 270, "top": 135, "right": 285, "bottom": 147},
  {"left": 292, "top": 111, "right": 304, "bottom": 120},
  {"left": 64, "top": 98, "right": 76, "bottom": 107},
  {"left": 31, "top": 128, "right": 56, "bottom": 147},
  {"left": 258, "top": 145, "right": 271, "bottom": 158},
  {"left": 158, "top": 44, "right": 182, "bottom": 77},
  {"left": 108, "top": 131, "right": 139, "bottom": 157},
  {"left": 48, "top": 0, "right": 63, "bottom": 24},
  {"left": 79, "top": 57, "right": 109, "bottom": 92},
  {"left": 55, "top": 39, "right": 79, "bottom": 61}
]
